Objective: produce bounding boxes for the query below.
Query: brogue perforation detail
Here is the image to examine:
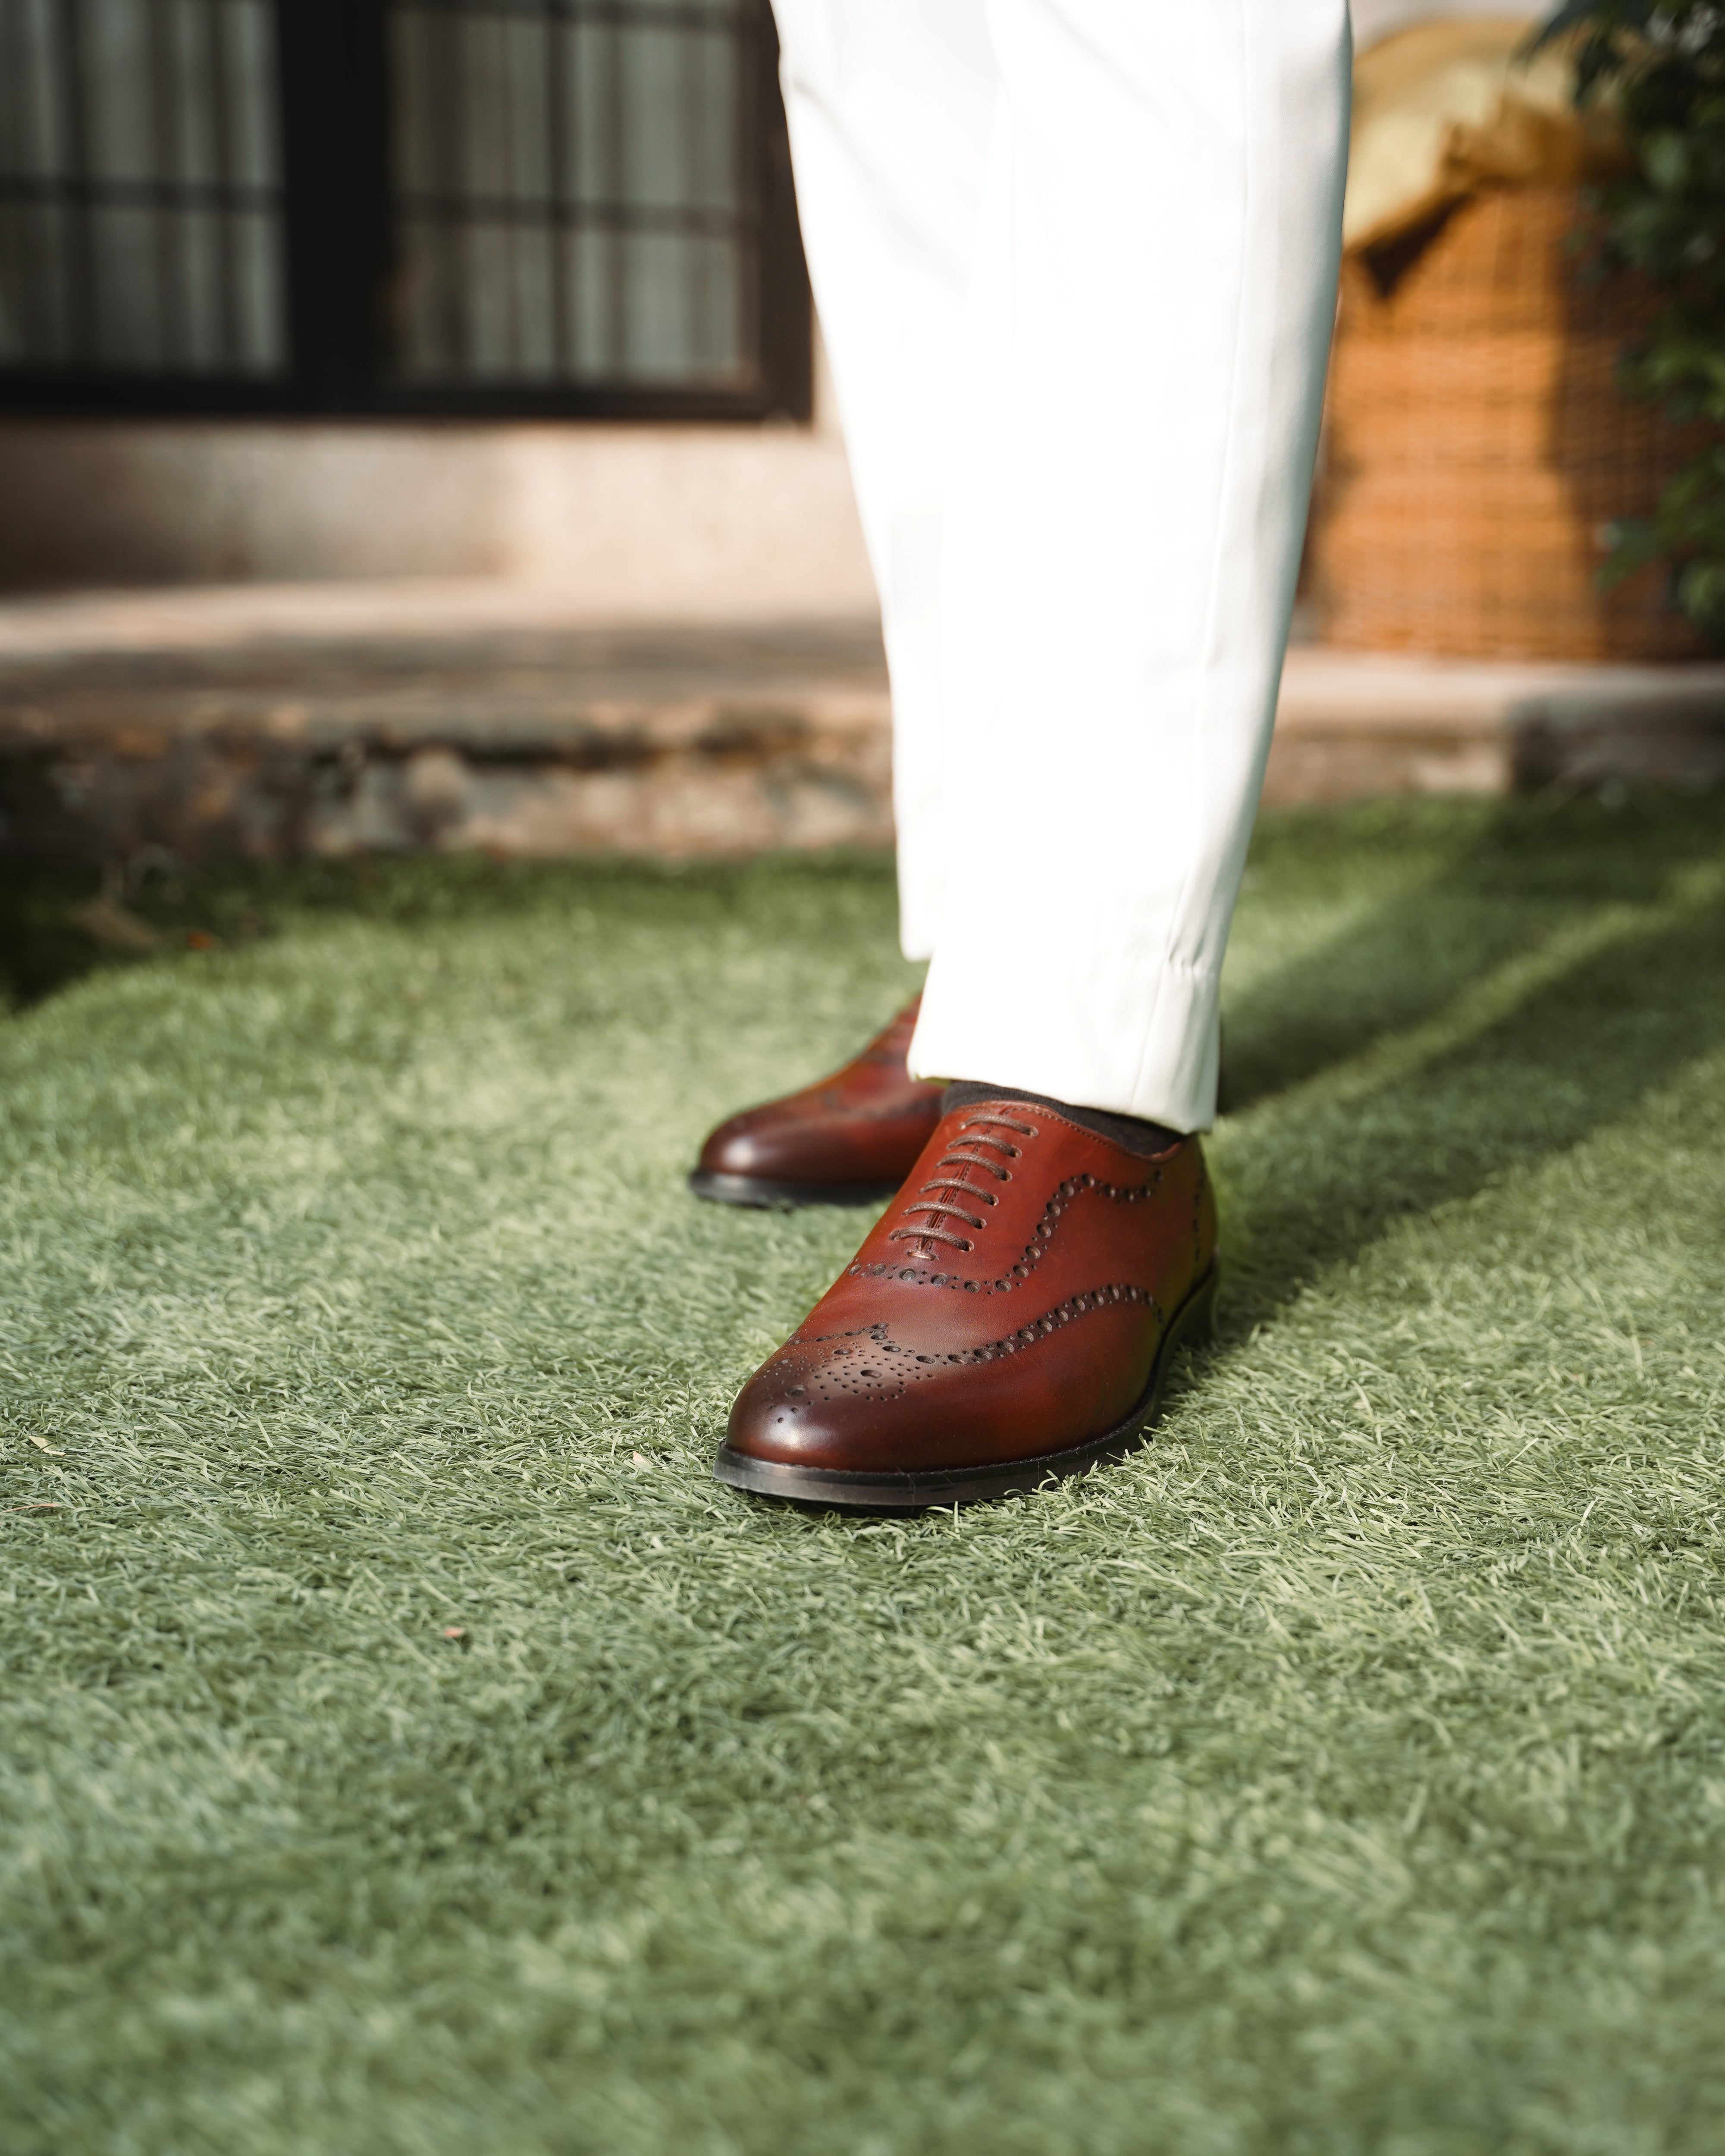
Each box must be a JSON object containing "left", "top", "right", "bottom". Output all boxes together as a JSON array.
[
  {"left": 1191, "top": 1155, "right": 1210, "bottom": 1264},
  {"left": 771, "top": 1283, "right": 1170, "bottom": 1405}
]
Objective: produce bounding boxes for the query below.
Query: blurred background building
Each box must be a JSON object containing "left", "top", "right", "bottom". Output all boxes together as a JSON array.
[
  {"left": 1, "top": 0, "right": 1720, "bottom": 877},
  {"left": 0, "top": 0, "right": 1590, "bottom": 611},
  {"left": 0, "top": 0, "right": 871, "bottom": 611}
]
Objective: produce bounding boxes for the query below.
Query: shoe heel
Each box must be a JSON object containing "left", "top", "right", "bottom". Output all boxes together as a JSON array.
[{"left": 1171, "top": 1264, "right": 1219, "bottom": 1352}]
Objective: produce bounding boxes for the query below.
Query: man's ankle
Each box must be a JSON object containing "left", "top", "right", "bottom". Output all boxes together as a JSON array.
[{"left": 940, "top": 1081, "right": 1185, "bottom": 1159}]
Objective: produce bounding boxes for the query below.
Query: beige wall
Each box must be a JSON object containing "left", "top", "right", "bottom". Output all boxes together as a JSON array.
[
  {"left": 0, "top": 414, "right": 875, "bottom": 614},
  {"left": 0, "top": 325, "right": 874, "bottom": 613}
]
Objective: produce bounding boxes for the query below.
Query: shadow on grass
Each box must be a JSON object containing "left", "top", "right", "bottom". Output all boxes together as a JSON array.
[
  {"left": 0, "top": 862, "right": 378, "bottom": 1010},
  {"left": 1220, "top": 792, "right": 1725, "bottom": 1115},
  {"left": 1213, "top": 796, "right": 1725, "bottom": 1335},
  {"left": 0, "top": 872, "right": 113, "bottom": 1008},
  {"left": 0, "top": 856, "right": 602, "bottom": 1009},
  {"left": 0, "top": 848, "right": 902, "bottom": 1014}
]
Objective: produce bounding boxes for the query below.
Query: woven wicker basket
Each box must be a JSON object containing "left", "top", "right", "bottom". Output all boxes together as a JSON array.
[{"left": 1307, "top": 185, "right": 1704, "bottom": 661}]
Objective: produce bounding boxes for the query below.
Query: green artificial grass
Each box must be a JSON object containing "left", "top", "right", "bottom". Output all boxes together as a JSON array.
[{"left": 4, "top": 794, "right": 1725, "bottom": 2156}]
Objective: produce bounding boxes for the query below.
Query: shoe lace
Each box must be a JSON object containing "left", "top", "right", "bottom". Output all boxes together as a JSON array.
[{"left": 888, "top": 1114, "right": 1037, "bottom": 1255}]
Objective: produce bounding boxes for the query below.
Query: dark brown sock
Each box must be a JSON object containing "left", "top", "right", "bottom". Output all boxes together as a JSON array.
[{"left": 941, "top": 1081, "right": 1185, "bottom": 1160}]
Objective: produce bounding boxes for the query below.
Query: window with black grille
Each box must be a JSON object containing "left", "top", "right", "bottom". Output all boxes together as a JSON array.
[
  {"left": 0, "top": 0, "right": 809, "bottom": 416},
  {"left": 0, "top": 0, "right": 285, "bottom": 379}
]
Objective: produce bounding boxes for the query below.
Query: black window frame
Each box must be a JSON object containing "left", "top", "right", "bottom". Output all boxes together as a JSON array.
[{"left": 0, "top": 0, "right": 811, "bottom": 421}]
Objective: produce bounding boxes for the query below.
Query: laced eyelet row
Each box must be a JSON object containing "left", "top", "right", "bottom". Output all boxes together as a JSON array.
[{"left": 888, "top": 1114, "right": 1037, "bottom": 1254}]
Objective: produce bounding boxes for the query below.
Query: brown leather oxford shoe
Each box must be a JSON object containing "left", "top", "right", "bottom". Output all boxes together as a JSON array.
[
  {"left": 715, "top": 1097, "right": 1218, "bottom": 1510},
  {"left": 689, "top": 996, "right": 945, "bottom": 1208}
]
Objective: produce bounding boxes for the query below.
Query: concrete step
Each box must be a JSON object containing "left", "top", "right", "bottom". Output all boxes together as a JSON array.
[
  {"left": 1272, "top": 648, "right": 1725, "bottom": 802},
  {"left": 2, "top": 581, "right": 1721, "bottom": 868}
]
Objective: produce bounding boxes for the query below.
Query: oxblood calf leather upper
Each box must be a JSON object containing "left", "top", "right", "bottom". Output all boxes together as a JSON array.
[
  {"left": 726, "top": 1100, "right": 1217, "bottom": 1474},
  {"left": 696, "top": 996, "right": 944, "bottom": 1188}
]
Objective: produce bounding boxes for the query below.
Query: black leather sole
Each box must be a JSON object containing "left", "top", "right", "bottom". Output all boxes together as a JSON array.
[
  {"left": 713, "top": 1261, "right": 1219, "bottom": 1512},
  {"left": 688, "top": 1168, "right": 903, "bottom": 1210}
]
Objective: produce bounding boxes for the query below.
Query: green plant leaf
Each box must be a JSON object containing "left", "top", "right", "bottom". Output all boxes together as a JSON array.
[{"left": 1557, "top": 1, "right": 1725, "bottom": 642}]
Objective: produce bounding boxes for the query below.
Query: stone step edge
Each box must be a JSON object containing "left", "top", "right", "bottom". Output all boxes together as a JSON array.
[{"left": 3, "top": 651, "right": 1722, "bottom": 866}]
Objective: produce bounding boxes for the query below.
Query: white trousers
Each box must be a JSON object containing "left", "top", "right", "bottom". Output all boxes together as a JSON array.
[{"left": 772, "top": 0, "right": 1352, "bottom": 1130}]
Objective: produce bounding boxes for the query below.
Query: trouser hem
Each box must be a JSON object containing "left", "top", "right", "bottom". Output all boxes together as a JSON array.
[{"left": 907, "top": 953, "right": 1223, "bottom": 1134}]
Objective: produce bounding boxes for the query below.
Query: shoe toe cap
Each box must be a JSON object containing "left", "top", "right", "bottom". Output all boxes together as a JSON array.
[
  {"left": 699, "top": 1101, "right": 846, "bottom": 1181},
  {"left": 724, "top": 1335, "right": 916, "bottom": 1468},
  {"left": 697, "top": 1109, "right": 775, "bottom": 1177},
  {"left": 724, "top": 1329, "right": 1029, "bottom": 1473}
]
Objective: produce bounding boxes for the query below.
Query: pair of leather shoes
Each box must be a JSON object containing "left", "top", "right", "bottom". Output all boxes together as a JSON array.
[{"left": 691, "top": 1000, "right": 1217, "bottom": 1511}]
